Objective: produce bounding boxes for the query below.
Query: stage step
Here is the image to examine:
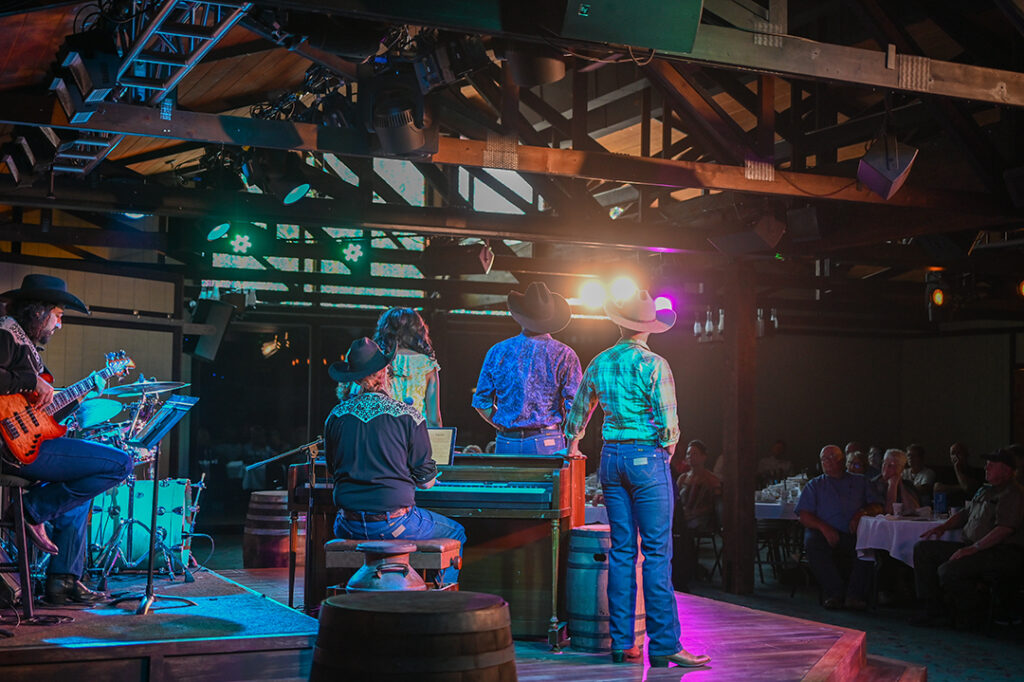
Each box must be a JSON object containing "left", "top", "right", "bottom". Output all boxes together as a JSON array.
[{"left": 856, "top": 654, "right": 927, "bottom": 682}]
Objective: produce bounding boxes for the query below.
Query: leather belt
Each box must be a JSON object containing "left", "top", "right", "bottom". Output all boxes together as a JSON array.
[
  {"left": 342, "top": 506, "right": 411, "bottom": 522},
  {"left": 605, "top": 439, "right": 658, "bottom": 445},
  {"left": 500, "top": 427, "right": 560, "bottom": 438}
]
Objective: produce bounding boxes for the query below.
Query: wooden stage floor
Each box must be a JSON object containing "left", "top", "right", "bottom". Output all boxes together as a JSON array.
[{"left": 0, "top": 567, "right": 924, "bottom": 681}]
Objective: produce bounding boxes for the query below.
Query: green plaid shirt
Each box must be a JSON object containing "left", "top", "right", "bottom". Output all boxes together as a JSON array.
[{"left": 564, "top": 338, "right": 679, "bottom": 448}]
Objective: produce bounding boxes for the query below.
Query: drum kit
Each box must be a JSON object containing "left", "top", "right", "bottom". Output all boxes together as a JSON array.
[{"left": 68, "top": 377, "right": 205, "bottom": 588}]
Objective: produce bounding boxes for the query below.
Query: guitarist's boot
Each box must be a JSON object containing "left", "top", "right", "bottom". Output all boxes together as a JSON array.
[
  {"left": 44, "top": 574, "right": 105, "bottom": 605},
  {"left": 4, "top": 503, "right": 58, "bottom": 554}
]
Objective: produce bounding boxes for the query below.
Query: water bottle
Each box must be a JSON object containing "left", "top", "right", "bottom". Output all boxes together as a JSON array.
[{"left": 933, "top": 491, "right": 947, "bottom": 516}]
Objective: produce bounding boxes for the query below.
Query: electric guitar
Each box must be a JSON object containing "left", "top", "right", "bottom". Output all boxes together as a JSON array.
[{"left": 0, "top": 351, "right": 134, "bottom": 465}]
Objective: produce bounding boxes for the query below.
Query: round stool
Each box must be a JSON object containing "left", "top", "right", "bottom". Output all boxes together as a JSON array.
[
  {"left": 346, "top": 540, "right": 427, "bottom": 592},
  {"left": 311, "top": 591, "right": 517, "bottom": 681},
  {"left": 567, "top": 523, "right": 646, "bottom": 652}
]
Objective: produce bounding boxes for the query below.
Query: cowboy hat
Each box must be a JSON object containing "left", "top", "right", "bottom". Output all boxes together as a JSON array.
[
  {"left": 507, "top": 282, "right": 571, "bottom": 334},
  {"left": 0, "top": 274, "right": 89, "bottom": 314},
  {"left": 604, "top": 289, "right": 675, "bottom": 333},
  {"left": 328, "top": 337, "right": 394, "bottom": 382}
]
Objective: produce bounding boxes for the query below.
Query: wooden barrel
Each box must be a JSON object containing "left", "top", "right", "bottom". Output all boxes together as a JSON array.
[
  {"left": 310, "top": 591, "right": 517, "bottom": 682},
  {"left": 242, "top": 490, "right": 306, "bottom": 568},
  {"left": 567, "top": 523, "right": 646, "bottom": 652}
]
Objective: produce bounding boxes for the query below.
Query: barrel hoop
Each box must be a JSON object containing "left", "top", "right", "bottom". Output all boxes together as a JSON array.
[
  {"left": 312, "top": 643, "right": 515, "bottom": 673},
  {"left": 318, "top": 608, "right": 510, "bottom": 634},
  {"left": 244, "top": 528, "right": 302, "bottom": 536}
]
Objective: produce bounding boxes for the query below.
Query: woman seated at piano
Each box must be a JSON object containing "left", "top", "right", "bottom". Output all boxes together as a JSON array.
[{"left": 324, "top": 337, "right": 465, "bottom": 586}]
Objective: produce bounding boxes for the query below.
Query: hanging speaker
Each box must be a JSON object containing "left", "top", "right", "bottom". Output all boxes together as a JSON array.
[
  {"left": 707, "top": 215, "right": 786, "bottom": 256},
  {"left": 857, "top": 134, "right": 918, "bottom": 200},
  {"left": 559, "top": 0, "right": 704, "bottom": 54},
  {"left": 183, "top": 299, "right": 234, "bottom": 362}
]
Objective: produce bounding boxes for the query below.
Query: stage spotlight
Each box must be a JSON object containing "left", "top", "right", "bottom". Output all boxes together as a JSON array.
[
  {"left": 359, "top": 62, "right": 437, "bottom": 157},
  {"left": 926, "top": 270, "right": 948, "bottom": 322},
  {"left": 609, "top": 276, "right": 638, "bottom": 302},
  {"left": 207, "top": 221, "right": 231, "bottom": 241},
  {"left": 495, "top": 41, "right": 566, "bottom": 87},
  {"left": 929, "top": 286, "right": 945, "bottom": 307},
  {"left": 579, "top": 280, "right": 606, "bottom": 309},
  {"left": 1016, "top": 280, "right": 1024, "bottom": 298},
  {"left": 261, "top": 335, "right": 281, "bottom": 359},
  {"left": 244, "top": 150, "right": 312, "bottom": 204}
]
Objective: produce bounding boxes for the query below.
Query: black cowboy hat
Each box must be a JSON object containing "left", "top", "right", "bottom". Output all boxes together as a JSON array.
[
  {"left": 328, "top": 337, "right": 395, "bottom": 382},
  {"left": 507, "top": 282, "right": 571, "bottom": 334},
  {"left": 983, "top": 448, "right": 1018, "bottom": 468},
  {"left": 0, "top": 274, "right": 89, "bottom": 314},
  {"left": 604, "top": 289, "right": 675, "bottom": 333}
]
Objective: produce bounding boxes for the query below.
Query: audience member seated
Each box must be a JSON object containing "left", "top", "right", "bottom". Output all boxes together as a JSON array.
[
  {"left": 910, "top": 448, "right": 1024, "bottom": 627},
  {"left": 795, "top": 444, "right": 883, "bottom": 611},
  {"left": 903, "top": 443, "right": 936, "bottom": 506},
  {"left": 845, "top": 441, "right": 878, "bottom": 478},
  {"left": 757, "top": 439, "right": 791, "bottom": 486},
  {"left": 873, "top": 449, "right": 920, "bottom": 515},
  {"left": 870, "top": 449, "right": 920, "bottom": 604},
  {"left": 845, "top": 450, "right": 869, "bottom": 476},
  {"left": 933, "top": 442, "right": 983, "bottom": 508},
  {"left": 867, "top": 446, "right": 884, "bottom": 477},
  {"left": 673, "top": 440, "right": 722, "bottom": 591}
]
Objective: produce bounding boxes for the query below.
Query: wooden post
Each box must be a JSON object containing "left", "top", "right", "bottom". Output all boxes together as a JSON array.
[{"left": 721, "top": 263, "right": 757, "bottom": 594}]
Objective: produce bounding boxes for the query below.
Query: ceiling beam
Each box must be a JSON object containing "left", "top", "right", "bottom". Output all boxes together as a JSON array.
[{"left": 2, "top": 95, "right": 1010, "bottom": 214}]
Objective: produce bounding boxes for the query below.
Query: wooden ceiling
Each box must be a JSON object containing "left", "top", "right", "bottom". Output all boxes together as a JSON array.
[{"left": 0, "top": 0, "right": 1022, "bottom": 334}]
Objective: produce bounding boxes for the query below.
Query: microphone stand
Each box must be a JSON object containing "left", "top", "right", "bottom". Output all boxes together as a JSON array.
[{"left": 246, "top": 438, "right": 323, "bottom": 608}]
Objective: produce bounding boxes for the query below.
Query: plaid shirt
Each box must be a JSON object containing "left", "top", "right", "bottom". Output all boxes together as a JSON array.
[{"left": 564, "top": 338, "right": 679, "bottom": 447}]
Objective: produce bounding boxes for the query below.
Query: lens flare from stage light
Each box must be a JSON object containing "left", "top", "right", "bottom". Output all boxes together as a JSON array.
[
  {"left": 930, "top": 287, "right": 945, "bottom": 307},
  {"left": 609, "top": 276, "right": 638, "bottom": 302},
  {"left": 654, "top": 296, "right": 673, "bottom": 311},
  {"left": 579, "top": 280, "right": 606, "bottom": 309}
]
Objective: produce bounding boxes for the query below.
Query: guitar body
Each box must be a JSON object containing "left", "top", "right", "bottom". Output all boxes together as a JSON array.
[{"left": 0, "top": 392, "right": 66, "bottom": 465}]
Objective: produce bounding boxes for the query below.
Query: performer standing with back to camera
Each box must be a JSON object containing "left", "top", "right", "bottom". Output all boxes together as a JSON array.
[
  {"left": 0, "top": 274, "right": 133, "bottom": 604},
  {"left": 472, "top": 282, "right": 582, "bottom": 455},
  {"left": 324, "top": 337, "right": 465, "bottom": 586},
  {"left": 565, "top": 289, "right": 710, "bottom": 668}
]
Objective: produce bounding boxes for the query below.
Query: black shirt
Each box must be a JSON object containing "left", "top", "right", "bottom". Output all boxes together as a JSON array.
[
  {"left": 0, "top": 326, "right": 40, "bottom": 395},
  {"left": 324, "top": 391, "right": 437, "bottom": 512}
]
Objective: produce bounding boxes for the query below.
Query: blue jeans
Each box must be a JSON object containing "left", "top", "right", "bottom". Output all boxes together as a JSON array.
[
  {"left": 495, "top": 430, "right": 566, "bottom": 455},
  {"left": 334, "top": 505, "right": 466, "bottom": 586},
  {"left": 15, "top": 437, "right": 133, "bottom": 576},
  {"left": 600, "top": 442, "right": 680, "bottom": 656},
  {"left": 803, "top": 528, "right": 871, "bottom": 602}
]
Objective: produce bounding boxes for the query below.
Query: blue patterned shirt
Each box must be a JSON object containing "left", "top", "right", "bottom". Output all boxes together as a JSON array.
[
  {"left": 564, "top": 338, "right": 680, "bottom": 447},
  {"left": 472, "top": 332, "right": 582, "bottom": 430}
]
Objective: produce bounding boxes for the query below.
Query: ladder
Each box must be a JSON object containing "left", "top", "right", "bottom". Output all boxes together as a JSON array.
[{"left": 52, "top": 0, "right": 251, "bottom": 175}]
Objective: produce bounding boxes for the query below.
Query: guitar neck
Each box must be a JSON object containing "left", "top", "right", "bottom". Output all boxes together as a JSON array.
[{"left": 47, "top": 366, "right": 117, "bottom": 415}]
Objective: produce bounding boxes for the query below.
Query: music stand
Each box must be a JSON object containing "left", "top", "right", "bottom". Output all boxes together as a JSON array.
[{"left": 110, "top": 394, "right": 198, "bottom": 614}]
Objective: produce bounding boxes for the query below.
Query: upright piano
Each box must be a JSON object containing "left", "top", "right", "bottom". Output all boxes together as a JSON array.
[{"left": 289, "top": 453, "right": 585, "bottom": 644}]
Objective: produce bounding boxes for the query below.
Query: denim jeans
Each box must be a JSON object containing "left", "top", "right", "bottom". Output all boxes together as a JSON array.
[
  {"left": 803, "top": 528, "right": 871, "bottom": 602},
  {"left": 334, "top": 505, "right": 466, "bottom": 586},
  {"left": 600, "top": 442, "right": 681, "bottom": 656},
  {"left": 15, "top": 437, "right": 133, "bottom": 576},
  {"left": 495, "top": 430, "right": 566, "bottom": 455}
]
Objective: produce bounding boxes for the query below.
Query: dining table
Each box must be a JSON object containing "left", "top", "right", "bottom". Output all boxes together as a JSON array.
[{"left": 855, "top": 514, "right": 962, "bottom": 567}]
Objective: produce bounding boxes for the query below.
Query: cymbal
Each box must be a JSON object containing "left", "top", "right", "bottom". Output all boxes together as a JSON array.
[
  {"left": 105, "top": 380, "right": 189, "bottom": 397},
  {"left": 77, "top": 398, "right": 123, "bottom": 428}
]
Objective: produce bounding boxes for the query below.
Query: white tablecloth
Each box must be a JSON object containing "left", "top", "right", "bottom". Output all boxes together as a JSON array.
[
  {"left": 855, "top": 515, "right": 962, "bottom": 567},
  {"left": 755, "top": 502, "right": 798, "bottom": 520}
]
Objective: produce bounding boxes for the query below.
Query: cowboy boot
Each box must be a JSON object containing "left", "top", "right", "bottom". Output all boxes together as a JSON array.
[
  {"left": 4, "top": 503, "right": 58, "bottom": 554},
  {"left": 45, "top": 574, "right": 105, "bottom": 605}
]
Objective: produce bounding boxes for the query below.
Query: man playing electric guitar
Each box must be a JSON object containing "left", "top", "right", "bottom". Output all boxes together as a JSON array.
[{"left": 0, "top": 274, "right": 132, "bottom": 605}]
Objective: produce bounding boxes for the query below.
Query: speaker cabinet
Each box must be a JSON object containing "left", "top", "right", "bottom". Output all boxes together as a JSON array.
[
  {"left": 560, "top": 0, "right": 704, "bottom": 54},
  {"left": 857, "top": 134, "right": 918, "bottom": 200},
  {"left": 183, "top": 299, "right": 234, "bottom": 362}
]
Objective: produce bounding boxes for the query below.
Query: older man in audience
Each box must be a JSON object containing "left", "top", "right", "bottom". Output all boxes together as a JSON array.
[
  {"left": 903, "top": 443, "right": 936, "bottom": 506},
  {"left": 933, "top": 442, "right": 982, "bottom": 508},
  {"left": 910, "top": 448, "right": 1024, "bottom": 626},
  {"left": 873, "top": 449, "right": 920, "bottom": 515},
  {"left": 795, "top": 444, "right": 883, "bottom": 610}
]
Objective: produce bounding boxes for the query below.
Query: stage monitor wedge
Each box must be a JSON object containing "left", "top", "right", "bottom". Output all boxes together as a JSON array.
[{"left": 560, "top": 0, "right": 705, "bottom": 54}]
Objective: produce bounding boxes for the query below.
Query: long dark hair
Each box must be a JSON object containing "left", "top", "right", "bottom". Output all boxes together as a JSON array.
[
  {"left": 373, "top": 307, "right": 435, "bottom": 359},
  {"left": 6, "top": 300, "right": 55, "bottom": 344}
]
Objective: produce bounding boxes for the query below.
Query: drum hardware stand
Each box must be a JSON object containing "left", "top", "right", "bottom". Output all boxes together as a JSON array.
[
  {"left": 91, "top": 474, "right": 147, "bottom": 591},
  {"left": 109, "top": 394, "right": 198, "bottom": 615},
  {"left": 247, "top": 438, "right": 323, "bottom": 608}
]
